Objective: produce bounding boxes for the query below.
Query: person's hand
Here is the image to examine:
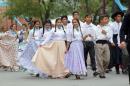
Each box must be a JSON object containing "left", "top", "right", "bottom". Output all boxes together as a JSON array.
[
  {"left": 102, "top": 30, "right": 107, "bottom": 35},
  {"left": 39, "top": 45, "right": 42, "bottom": 47},
  {"left": 83, "top": 34, "right": 89, "bottom": 40},
  {"left": 65, "top": 49, "right": 68, "bottom": 54},
  {"left": 119, "top": 42, "right": 126, "bottom": 49},
  {"left": 111, "top": 43, "right": 115, "bottom": 47}
]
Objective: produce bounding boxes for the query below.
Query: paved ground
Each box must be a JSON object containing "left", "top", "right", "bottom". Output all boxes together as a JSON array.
[
  {"left": 1, "top": 48, "right": 129, "bottom": 86},
  {"left": 0, "top": 68, "right": 129, "bottom": 86},
  {"left": 0, "top": 49, "right": 128, "bottom": 86}
]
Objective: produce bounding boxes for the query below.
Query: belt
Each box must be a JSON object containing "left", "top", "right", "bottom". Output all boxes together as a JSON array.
[
  {"left": 96, "top": 40, "right": 108, "bottom": 44},
  {"left": 113, "top": 34, "right": 118, "bottom": 38}
]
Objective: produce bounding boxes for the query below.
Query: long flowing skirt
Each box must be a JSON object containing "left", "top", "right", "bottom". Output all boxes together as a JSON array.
[
  {"left": 0, "top": 42, "right": 18, "bottom": 68},
  {"left": 32, "top": 41, "right": 69, "bottom": 78},
  {"left": 65, "top": 41, "right": 87, "bottom": 75},
  {"left": 0, "top": 33, "right": 18, "bottom": 69},
  {"left": 19, "top": 39, "right": 41, "bottom": 74}
]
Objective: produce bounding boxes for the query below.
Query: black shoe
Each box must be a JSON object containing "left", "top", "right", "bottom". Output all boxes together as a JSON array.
[
  {"left": 85, "top": 72, "right": 88, "bottom": 76},
  {"left": 93, "top": 71, "right": 99, "bottom": 77},
  {"left": 35, "top": 74, "right": 39, "bottom": 77},
  {"left": 116, "top": 71, "right": 120, "bottom": 74},
  {"left": 48, "top": 75, "right": 52, "bottom": 78},
  {"left": 105, "top": 70, "right": 109, "bottom": 73},
  {"left": 99, "top": 75, "right": 106, "bottom": 78},
  {"left": 122, "top": 69, "right": 128, "bottom": 74},
  {"left": 75, "top": 75, "right": 80, "bottom": 79},
  {"left": 64, "top": 73, "right": 71, "bottom": 78},
  {"left": 115, "top": 65, "right": 120, "bottom": 74}
]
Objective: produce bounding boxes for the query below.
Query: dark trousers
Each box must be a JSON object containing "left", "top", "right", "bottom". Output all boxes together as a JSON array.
[
  {"left": 127, "top": 43, "right": 130, "bottom": 83},
  {"left": 108, "top": 45, "right": 122, "bottom": 73},
  {"left": 108, "top": 35, "right": 122, "bottom": 73},
  {"left": 84, "top": 41, "right": 96, "bottom": 71},
  {"left": 127, "top": 44, "right": 130, "bottom": 62}
]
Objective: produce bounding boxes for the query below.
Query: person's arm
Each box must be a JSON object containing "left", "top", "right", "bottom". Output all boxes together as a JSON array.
[
  {"left": 26, "top": 29, "right": 33, "bottom": 42},
  {"left": 105, "top": 26, "right": 113, "bottom": 41},
  {"left": 66, "top": 25, "right": 72, "bottom": 51},
  {"left": 120, "top": 13, "right": 130, "bottom": 42},
  {"left": 107, "top": 26, "right": 115, "bottom": 46},
  {"left": 91, "top": 26, "right": 97, "bottom": 41},
  {"left": 40, "top": 30, "right": 54, "bottom": 45},
  {"left": 120, "top": 13, "right": 130, "bottom": 48},
  {"left": 83, "top": 34, "right": 89, "bottom": 40},
  {"left": 81, "top": 26, "right": 89, "bottom": 41}
]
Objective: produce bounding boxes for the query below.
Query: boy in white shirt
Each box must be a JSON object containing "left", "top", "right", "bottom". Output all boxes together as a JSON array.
[{"left": 95, "top": 15, "right": 112, "bottom": 78}]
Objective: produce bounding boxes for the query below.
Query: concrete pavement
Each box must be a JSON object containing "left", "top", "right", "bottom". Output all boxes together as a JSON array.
[{"left": 0, "top": 68, "right": 129, "bottom": 86}]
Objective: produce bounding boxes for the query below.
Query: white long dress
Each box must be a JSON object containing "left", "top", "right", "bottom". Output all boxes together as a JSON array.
[
  {"left": 19, "top": 28, "right": 44, "bottom": 74},
  {"left": 32, "top": 28, "right": 69, "bottom": 78},
  {"left": 0, "top": 30, "right": 18, "bottom": 70}
]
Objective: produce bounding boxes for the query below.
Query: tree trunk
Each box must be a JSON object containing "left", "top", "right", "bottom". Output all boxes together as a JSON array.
[{"left": 100, "top": 0, "right": 108, "bottom": 15}]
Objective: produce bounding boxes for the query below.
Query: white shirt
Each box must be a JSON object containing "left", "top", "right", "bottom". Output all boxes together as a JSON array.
[
  {"left": 27, "top": 28, "right": 43, "bottom": 42},
  {"left": 82, "top": 23, "right": 97, "bottom": 41},
  {"left": 110, "top": 21, "right": 122, "bottom": 45},
  {"left": 66, "top": 26, "right": 83, "bottom": 42},
  {"left": 95, "top": 24, "right": 112, "bottom": 41},
  {"left": 42, "top": 29, "right": 52, "bottom": 40},
  {"left": 41, "top": 27, "right": 66, "bottom": 45},
  {"left": 63, "top": 25, "right": 67, "bottom": 31},
  {"left": 110, "top": 21, "right": 122, "bottom": 34}
]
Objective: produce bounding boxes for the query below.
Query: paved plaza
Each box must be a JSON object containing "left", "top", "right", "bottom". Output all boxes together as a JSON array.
[{"left": 0, "top": 68, "right": 129, "bottom": 86}]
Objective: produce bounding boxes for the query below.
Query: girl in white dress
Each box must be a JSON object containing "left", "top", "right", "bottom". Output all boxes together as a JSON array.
[
  {"left": 19, "top": 20, "right": 43, "bottom": 76},
  {"left": 32, "top": 18, "right": 69, "bottom": 78},
  {"left": 0, "top": 24, "right": 19, "bottom": 71}
]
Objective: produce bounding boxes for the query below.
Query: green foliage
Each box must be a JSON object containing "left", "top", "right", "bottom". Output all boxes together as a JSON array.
[
  {"left": 5, "top": 0, "right": 127, "bottom": 21},
  {"left": 5, "top": 0, "right": 78, "bottom": 20},
  {"left": 5, "top": 0, "right": 42, "bottom": 18}
]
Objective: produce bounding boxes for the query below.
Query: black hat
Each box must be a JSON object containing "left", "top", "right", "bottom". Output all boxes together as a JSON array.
[{"left": 111, "top": 11, "right": 124, "bottom": 20}]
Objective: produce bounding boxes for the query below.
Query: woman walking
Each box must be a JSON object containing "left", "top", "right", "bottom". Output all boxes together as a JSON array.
[{"left": 65, "top": 19, "right": 87, "bottom": 79}]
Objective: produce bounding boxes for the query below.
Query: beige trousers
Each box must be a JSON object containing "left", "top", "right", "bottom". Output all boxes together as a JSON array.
[{"left": 95, "top": 44, "right": 110, "bottom": 76}]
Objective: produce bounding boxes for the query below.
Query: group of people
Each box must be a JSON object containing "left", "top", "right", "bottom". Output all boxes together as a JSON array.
[{"left": 0, "top": 9, "right": 130, "bottom": 80}]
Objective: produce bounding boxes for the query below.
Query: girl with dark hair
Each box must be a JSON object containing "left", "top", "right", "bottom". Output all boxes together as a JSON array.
[
  {"left": 32, "top": 18, "right": 69, "bottom": 78},
  {"left": 64, "top": 19, "right": 87, "bottom": 79},
  {"left": 19, "top": 20, "right": 44, "bottom": 76},
  {"left": 41, "top": 19, "right": 52, "bottom": 45}
]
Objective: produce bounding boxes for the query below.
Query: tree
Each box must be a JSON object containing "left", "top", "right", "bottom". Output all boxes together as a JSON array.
[
  {"left": 5, "top": 0, "right": 116, "bottom": 25},
  {"left": 5, "top": 0, "right": 80, "bottom": 22},
  {"left": 5, "top": 0, "right": 41, "bottom": 18}
]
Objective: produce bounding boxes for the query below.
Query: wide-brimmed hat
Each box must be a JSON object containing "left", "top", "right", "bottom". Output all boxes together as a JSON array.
[{"left": 111, "top": 11, "right": 124, "bottom": 20}]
